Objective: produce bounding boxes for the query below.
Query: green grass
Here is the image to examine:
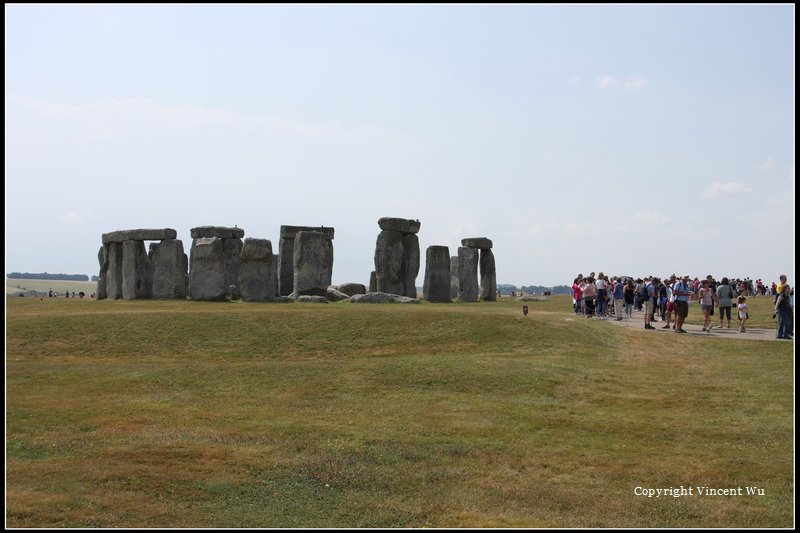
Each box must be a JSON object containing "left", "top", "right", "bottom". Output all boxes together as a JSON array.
[
  {"left": 6, "top": 295, "right": 794, "bottom": 527},
  {"left": 6, "top": 278, "right": 97, "bottom": 296}
]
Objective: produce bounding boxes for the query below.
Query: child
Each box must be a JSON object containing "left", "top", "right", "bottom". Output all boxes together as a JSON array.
[{"left": 737, "top": 295, "right": 749, "bottom": 333}]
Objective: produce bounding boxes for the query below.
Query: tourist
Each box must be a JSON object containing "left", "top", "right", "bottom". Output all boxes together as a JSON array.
[
  {"left": 582, "top": 276, "right": 597, "bottom": 318},
  {"left": 737, "top": 296, "right": 749, "bottom": 333},
  {"left": 624, "top": 279, "right": 635, "bottom": 318},
  {"left": 663, "top": 276, "right": 677, "bottom": 330},
  {"left": 596, "top": 273, "right": 608, "bottom": 320},
  {"left": 613, "top": 277, "right": 625, "bottom": 321},
  {"left": 572, "top": 278, "right": 582, "bottom": 315},
  {"left": 698, "top": 279, "right": 718, "bottom": 331},
  {"left": 673, "top": 275, "right": 693, "bottom": 334},
  {"left": 775, "top": 284, "right": 793, "bottom": 340},
  {"left": 716, "top": 277, "right": 735, "bottom": 329},
  {"left": 643, "top": 277, "right": 658, "bottom": 330}
]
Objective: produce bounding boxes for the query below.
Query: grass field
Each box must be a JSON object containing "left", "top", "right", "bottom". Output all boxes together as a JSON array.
[
  {"left": 5, "top": 295, "right": 794, "bottom": 527},
  {"left": 6, "top": 278, "right": 97, "bottom": 297}
]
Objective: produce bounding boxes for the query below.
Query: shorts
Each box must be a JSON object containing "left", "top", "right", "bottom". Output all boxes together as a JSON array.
[
  {"left": 644, "top": 300, "right": 654, "bottom": 315},
  {"left": 676, "top": 300, "right": 689, "bottom": 318},
  {"left": 666, "top": 301, "right": 676, "bottom": 313},
  {"left": 701, "top": 304, "right": 713, "bottom": 311}
]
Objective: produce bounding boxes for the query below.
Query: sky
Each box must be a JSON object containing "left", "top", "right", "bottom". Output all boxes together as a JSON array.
[{"left": 5, "top": 4, "right": 795, "bottom": 287}]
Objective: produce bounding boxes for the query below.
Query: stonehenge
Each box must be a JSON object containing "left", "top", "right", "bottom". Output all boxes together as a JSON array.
[
  {"left": 373, "top": 217, "right": 420, "bottom": 298},
  {"left": 458, "top": 237, "right": 496, "bottom": 302},
  {"left": 278, "top": 225, "right": 334, "bottom": 296},
  {"left": 97, "top": 228, "right": 181, "bottom": 300},
  {"left": 95, "top": 222, "right": 498, "bottom": 304},
  {"left": 423, "top": 246, "right": 451, "bottom": 302}
]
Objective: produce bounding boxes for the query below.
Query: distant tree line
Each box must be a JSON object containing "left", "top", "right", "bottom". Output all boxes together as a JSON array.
[
  {"left": 7, "top": 272, "right": 90, "bottom": 281},
  {"left": 498, "top": 284, "right": 571, "bottom": 295}
]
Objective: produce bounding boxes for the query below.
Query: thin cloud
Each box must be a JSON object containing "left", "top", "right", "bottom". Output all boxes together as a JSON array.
[
  {"left": 757, "top": 156, "right": 775, "bottom": 172},
  {"left": 703, "top": 181, "right": 752, "bottom": 197},
  {"left": 623, "top": 75, "right": 648, "bottom": 92},
  {"left": 595, "top": 75, "right": 619, "bottom": 89}
]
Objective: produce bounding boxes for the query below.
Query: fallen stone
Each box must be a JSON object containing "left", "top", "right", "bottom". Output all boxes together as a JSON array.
[
  {"left": 338, "top": 283, "right": 367, "bottom": 296},
  {"left": 296, "top": 295, "right": 329, "bottom": 303}
]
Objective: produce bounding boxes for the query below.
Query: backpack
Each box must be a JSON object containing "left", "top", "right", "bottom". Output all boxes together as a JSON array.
[{"left": 638, "top": 284, "right": 651, "bottom": 301}]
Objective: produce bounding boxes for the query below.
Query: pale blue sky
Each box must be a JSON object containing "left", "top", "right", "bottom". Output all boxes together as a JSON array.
[{"left": 5, "top": 4, "right": 795, "bottom": 287}]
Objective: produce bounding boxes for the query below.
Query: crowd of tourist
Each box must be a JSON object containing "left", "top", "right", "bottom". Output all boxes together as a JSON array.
[{"left": 570, "top": 273, "right": 794, "bottom": 340}]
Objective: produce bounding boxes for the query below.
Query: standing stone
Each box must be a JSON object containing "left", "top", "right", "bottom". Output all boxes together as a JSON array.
[
  {"left": 122, "top": 240, "right": 153, "bottom": 299},
  {"left": 222, "top": 238, "right": 243, "bottom": 292},
  {"left": 449, "top": 256, "right": 459, "bottom": 300},
  {"left": 189, "top": 237, "right": 227, "bottom": 301},
  {"left": 293, "top": 231, "right": 333, "bottom": 298},
  {"left": 479, "top": 249, "right": 497, "bottom": 302},
  {"left": 239, "top": 238, "right": 275, "bottom": 302},
  {"left": 457, "top": 246, "right": 479, "bottom": 302},
  {"left": 278, "top": 225, "right": 334, "bottom": 296},
  {"left": 105, "top": 242, "right": 123, "bottom": 300},
  {"left": 374, "top": 230, "right": 405, "bottom": 295},
  {"left": 271, "top": 254, "right": 280, "bottom": 301},
  {"left": 152, "top": 239, "right": 188, "bottom": 299},
  {"left": 402, "top": 233, "right": 420, "bottom": 298},
  {"left": 369, "top": 271, "right": 377, "bottom": 293},
  {"left": 97, "top": 246, "right": 108, "bottom": 300},
  {"left": 423, "top": 246, "right": 451, "bottom": 302}
]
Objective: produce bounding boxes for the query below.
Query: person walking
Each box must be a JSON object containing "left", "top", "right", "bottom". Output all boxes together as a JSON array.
[
  {"left": 716, "top": 277, "right": 735, "bottom": 329},
  {"left": 699, "top": 279, "right": 718, "bottom": 331},
  {"left": 673, "top": 275, "right": 693, "bottom": 334},
  {"left": 775, "top": 284, "right": 793, "bottom": 339},
  {"left": 613, "top": 277, "right": 625, "bottom": 321}
]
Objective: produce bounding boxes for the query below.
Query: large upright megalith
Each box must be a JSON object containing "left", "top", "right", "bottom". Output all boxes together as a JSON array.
[
  {"left": 450, "top": 256, "right": 459, "bottom": 300},
  {"left": 457, "top": 247, "right": 479, "bottom": 302},
  {"left": 189, "top": 237, "right": 227, "bottom": 301},
  {"left": 239, "top": 238, "right": 275, "bottom": 302},
  {"left": 151, "top": 239, "right": 188, "bottom": 299},
  {"left": 278, "top": 225, "right": 335, "bottom": 296},
  {"left": 374, "top": 217, "right": 420, "bottom": 298},
  {"left": 423, "top": 245, "right": 451, "bottom": 302},
  {"left": 293, "top": 231, "right": 334, "bottom": 298},
  {"left": 97, "top": 246, "right": 108, "bottom": 300},
  {"left": 189, "top": 226, "right": 244, "bottom": 298}
]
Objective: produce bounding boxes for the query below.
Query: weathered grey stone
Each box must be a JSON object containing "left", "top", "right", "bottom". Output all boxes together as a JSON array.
[
  {"left": 296, "top": 295, "right": 329, "bottom": 303},
  {"left": 479, "top": 248, "right": 497, "bottom": 302},
  {"left": 450, "top": 256, "right": 459, "bottom": 300},
  {"left": 152, "top": 239, "right": 188, "bottom": 299},
  {"left": 374, "top": 230, "right": 405, "bottom": 296},
  {"left": 228, "top": 285, "right": 240, "bottom": 300},
  {"left": 338, "top": 283, "right": 367, "bottom": 297},
  {"left": 97, "top": 246, "right": 108, "bottom": 300},
  {"left": 293, "top": 231, "right": 333, "bottom": 298},
  {"left": 190, "top": 226, "right": 245, "bottom": 239},
  {"left": 325, "top": 287, "right": 351, "bottom": 301},
  {"left": 222, "top": 238, "right": 242, "bottom": 291},
  {"left": 402, "top": 233, "right": 420, "bottom": 298},
  {"left": 279, "top": 228, "right": 334, "bottom": 296},
  {"left": 239, "top": 238, "right": 275, "bottom": 302},
  {"left": 423, "top": 245, "right": 451, "bottom": 302},
  {"left": 274, "top": 296, "right": 294, "bottom": 303},
  {"left": 461, "top": 237, "right": 493, "bottom": 249},
  {"left": 105, "top": 242, "right": 123, "bottom": 300},
  {"left": 122, "top": 240, "right": 153, "bottom": 299},
  {"left": 374, "top": 228, "right": 419, "bottom": 299},
  {"left": 457, "top": 246, "right": 479, "bottom": 302},
  {"left": 189, "top": 237, "right": 227, "bottom": 301},
  {"left": 348, "top": 292, "right": 419, "bottom": 304},
  {"left": 280, "top": 225, "right": 335, "bottom": 240},
  {"left": 378, "top": 217, "right": 421, "bottom": 234},
  {"left": 369, "top": 271, "right": 377, "bottom": 293},
  {"left": 102, "top": 228, "right": 177, "bottom": 244},
  {"left": 271, "top": 254, "right": 280, "bottom": 300}
]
